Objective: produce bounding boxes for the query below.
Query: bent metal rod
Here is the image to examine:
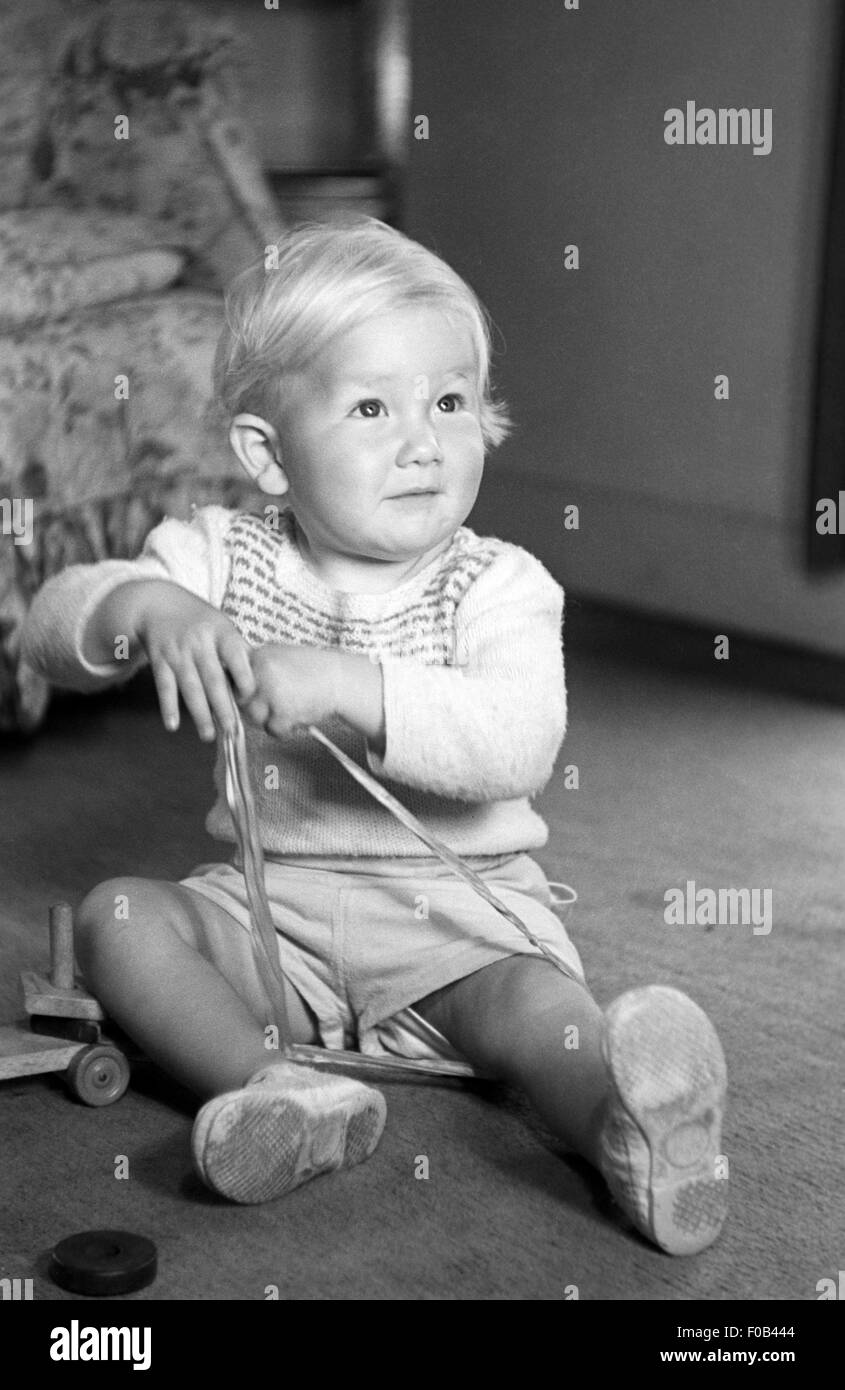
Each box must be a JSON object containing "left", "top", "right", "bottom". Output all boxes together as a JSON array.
[{"left": 221, "top": 688, "right": 576, "bottom": 1082}]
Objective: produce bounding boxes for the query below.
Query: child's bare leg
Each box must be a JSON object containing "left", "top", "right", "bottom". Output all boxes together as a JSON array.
[
  {"left": 415, "top": 956, "right": 609, "bottom": 1163},
  {"left": 75, "top": 876, "right": 386, "bottom": 1206},
  {"left": 415, "top": 955, "right": 729, "bottom": 1255},
  {"left": 74, "top": 876, "right": 319, "bottom": 1099}
]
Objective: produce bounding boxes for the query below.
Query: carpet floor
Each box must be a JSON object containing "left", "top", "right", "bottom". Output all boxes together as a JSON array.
[{"left": 1, "top": 627, "right": 843, "bottom": 1301}]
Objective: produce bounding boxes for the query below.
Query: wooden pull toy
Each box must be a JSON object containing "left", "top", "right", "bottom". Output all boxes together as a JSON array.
[{"left": 0, "top": 903, "right": 130, "bottom": 1106}]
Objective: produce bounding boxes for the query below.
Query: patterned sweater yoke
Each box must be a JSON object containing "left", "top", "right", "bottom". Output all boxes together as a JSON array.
[{"left": 221, "top": 508, "right": 505, "bottom": 664}]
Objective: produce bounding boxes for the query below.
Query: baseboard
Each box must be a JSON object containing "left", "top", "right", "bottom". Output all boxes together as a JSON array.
[
  {"left": 565, "top": 595, "right": 845, "bottom": 707},
  {"left": 469, "top": 470, "right": 845, "bottom": 660}
]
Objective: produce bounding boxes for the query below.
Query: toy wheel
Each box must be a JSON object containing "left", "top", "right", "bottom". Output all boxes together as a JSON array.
[{"left": 66, "top": 1044, "right": 130, "bottom": 1107}]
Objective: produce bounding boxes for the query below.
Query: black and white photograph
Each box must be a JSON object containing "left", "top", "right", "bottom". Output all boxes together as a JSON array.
[{"left": 0, "top": 0, "right": 843, "bottom": 1343}]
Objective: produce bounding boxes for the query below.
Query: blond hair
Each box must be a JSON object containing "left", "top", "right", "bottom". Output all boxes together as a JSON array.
[{"left": 213, "top": 217, "right": 513, "bottom": 449}]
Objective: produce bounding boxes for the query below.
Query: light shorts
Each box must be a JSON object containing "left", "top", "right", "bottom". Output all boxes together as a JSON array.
[{"left": 178, "top": 851, "right": 586, "bottom": 1065}]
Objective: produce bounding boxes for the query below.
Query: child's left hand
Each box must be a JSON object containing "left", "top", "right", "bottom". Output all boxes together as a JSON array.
[{"left": 239, "top": 643, "right": 341, "bottom": 738}]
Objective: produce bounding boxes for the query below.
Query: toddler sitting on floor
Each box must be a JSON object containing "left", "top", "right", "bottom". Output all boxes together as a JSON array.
[{"left": 23, "top": 218, "right": 728, "bottom": 1255}]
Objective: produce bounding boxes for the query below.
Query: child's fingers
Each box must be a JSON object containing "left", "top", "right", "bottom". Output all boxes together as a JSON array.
[
  {"left": 150, "top": 659, "right": 181, "bottom": 733},
  {"left": 192, "top": 645, "right": 245, "bottom": 736},
  {"left": 218, "top": 631, "right": 256, "bottom": 703},
  {"left": 240, "top": 693, "right": 270, "bottom": 730},
  {"left": 173, "top": 663, "right": 218, "bottom": 743}
]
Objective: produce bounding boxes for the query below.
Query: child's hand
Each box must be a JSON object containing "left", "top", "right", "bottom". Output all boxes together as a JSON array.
[
  {"left": 132, "top": 581, "right": 256, "bottom": 741},
  {"left": 240, "top": 643, "right": 341, "bottom": 738}
]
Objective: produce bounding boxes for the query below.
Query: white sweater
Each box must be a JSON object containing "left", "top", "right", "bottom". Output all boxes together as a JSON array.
[{"left": 22, "top": 505, "right": 568, "bottom": 858}]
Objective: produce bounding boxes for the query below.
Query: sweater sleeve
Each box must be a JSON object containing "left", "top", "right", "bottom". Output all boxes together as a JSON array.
[
  {"left": 364, "top": 546, "right": 567, "bottom": 802},
  {"left": 21, "top": 506, "right": 234, "bottom": 692}
]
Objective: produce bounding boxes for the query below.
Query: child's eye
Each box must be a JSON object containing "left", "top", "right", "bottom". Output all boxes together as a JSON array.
[
  {"left": 352, "top": 399, "right": 385, "bottom": 419},
  {"left": 437, "top": 393, "right": 465, "bottom": 413}
]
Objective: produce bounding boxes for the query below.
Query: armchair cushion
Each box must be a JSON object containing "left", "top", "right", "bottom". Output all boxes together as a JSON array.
[
  {"left": 0, "top": 209, "right": 187, "bottom": 330},
  {"left": 0, "top": 290, "right": 255, "bottom": 733}
]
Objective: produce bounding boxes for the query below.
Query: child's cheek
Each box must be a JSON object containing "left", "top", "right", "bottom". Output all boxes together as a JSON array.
[{"left": 443, "top": 412, "right": 484, "bottom": 445}]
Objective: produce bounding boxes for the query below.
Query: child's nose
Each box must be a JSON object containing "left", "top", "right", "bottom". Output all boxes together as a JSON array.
[{"left": 395, "top": 416, "right": 443, "bottom": 467}]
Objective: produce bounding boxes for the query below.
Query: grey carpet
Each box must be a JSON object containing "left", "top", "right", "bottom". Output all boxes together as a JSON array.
[{"left": 1, "top": 647, "right": 843, "bottom": 1300}]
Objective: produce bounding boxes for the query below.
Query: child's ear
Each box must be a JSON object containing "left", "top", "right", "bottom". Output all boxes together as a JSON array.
[{"left": 229, "top": 413, "right": 289, "bottom": 496}]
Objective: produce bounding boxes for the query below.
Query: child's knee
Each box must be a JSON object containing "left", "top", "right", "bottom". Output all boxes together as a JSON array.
[
  {"left": 486, "top": 954, "right": 590, "bottom": 1021},
  {"left": 492, "top": 959, "right": 600, "bottom": 1068},
  {"left": 419, "top": 956, "right": 589, "bottom": 1076},
  {"left": 75, "top": 876, "right": 153, "bottom": 967}
]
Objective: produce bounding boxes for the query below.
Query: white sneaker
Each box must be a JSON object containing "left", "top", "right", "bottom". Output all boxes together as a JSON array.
[
  {"left": 192, "top": 1060, "right": 387, "bottom": 1204},
  {"left": 598, "top": 986, "right": 728, "bottom": 1255}
]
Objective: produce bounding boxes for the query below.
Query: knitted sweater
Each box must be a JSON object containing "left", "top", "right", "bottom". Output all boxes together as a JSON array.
[{"left": 22, "top": 505, "right": 568, "bottom": 858}]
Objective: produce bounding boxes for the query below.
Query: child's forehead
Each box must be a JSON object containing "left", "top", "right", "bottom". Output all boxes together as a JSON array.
[
  {"left": 318, "top": 309, "right": 478, "bottom": 375},
  {"left": 360, "top": 305, "right": 466, "bottom": 337}
]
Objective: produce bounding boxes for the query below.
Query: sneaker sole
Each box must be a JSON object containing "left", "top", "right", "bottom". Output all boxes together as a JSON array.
[
  {"left": 602, "top": 986, "right": 729, "bottom": 1255},
  {"left": 192, "top": 1076, "right": 387, "bottom": 1204}
]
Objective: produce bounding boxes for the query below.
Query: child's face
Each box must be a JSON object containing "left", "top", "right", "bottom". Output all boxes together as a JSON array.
[{"left": 275, "top": 305, "right": 485, "bottom": 577}]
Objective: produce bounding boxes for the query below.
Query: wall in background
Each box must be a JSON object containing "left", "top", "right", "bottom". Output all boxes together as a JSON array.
[
  {"left": 404, "top": 0, "right": 845, "bottom": 656},
  {"left": 203, "top": 0, "right": 361, "bottom": 169}
]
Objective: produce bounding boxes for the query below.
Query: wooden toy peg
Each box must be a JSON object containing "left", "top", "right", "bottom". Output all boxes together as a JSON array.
[{"left": 49, "top": 903, "right": 75, "bottom": 991}]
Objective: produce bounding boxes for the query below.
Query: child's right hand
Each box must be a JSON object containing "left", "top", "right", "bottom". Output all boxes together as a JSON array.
[{"left": 131, "top": 581, "right": 257, "bottom": 741}]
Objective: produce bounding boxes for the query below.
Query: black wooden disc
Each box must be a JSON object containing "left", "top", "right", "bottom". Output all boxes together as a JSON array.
[{"left": 50, "top": 1230, "right": 157, "bottom": 1296}]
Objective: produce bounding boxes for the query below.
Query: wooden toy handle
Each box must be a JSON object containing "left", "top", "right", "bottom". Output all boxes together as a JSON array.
[{"left": 49, "top": 903, "right": 75, "bottom": 990}]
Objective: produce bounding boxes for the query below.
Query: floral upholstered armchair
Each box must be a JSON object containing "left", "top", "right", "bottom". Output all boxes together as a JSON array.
[{"left": 0, "top": 0, "right": 285, "bottom": 732}]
